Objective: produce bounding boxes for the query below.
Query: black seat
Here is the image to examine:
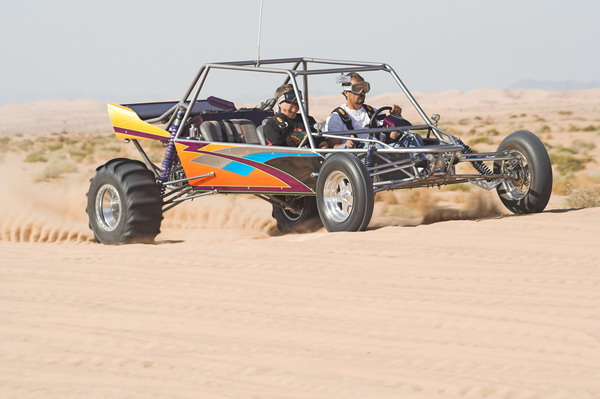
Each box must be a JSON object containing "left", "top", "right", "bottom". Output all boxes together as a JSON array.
[{"left": 198, "top": 118, "right": 266, "bottom": 145}]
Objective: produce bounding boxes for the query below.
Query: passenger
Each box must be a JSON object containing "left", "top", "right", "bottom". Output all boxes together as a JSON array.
[
  {"left": 324, "top": 72, "right": 403, "bottom": 148},
  {"left": 262, "top": 84, "right": 327, "bottom": 148}
]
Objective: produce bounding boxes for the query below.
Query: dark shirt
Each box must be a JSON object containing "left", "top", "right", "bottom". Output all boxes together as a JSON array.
[{"left": 263, "top": 113, "right": 318, "bottom": 147}]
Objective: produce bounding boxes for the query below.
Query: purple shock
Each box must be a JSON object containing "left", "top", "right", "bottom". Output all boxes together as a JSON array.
[{"left": 159, "top": 109, "right": 185, "bottom": 184}]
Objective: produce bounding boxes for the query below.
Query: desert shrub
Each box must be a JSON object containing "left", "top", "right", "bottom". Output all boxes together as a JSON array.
[
  {"left": 572, "top": 140, "right": 596, "bottom": 153},
  {"left": 34, "top": 161, "right": 78, "bottom": 182},
  {"left": 24, "top": 151, "right": 48, "bottom": 163},
  {"left": 68, "top": 148, "right": 89, "bottom": 162},
  {"left": 0, "top": 137, "right": 10, "bottom": 152},
  {"left": 47, "top": 142, "right": 64, "bottom": 151},
  {"left": 556, "top": 145, "right": 576, "bottom": 154},
  {"left": 99, "top": 145, "right": 123, "bottom": 156},
  {"left": 16, "top": 139, "right": 34, "bottom": 151},
  {"left": 468, "top": 136, "right": 494, "bottom": 146},
  {"left": 58, "top": 135, "right": 78, "bottom": 145},
  {"left": 550, "top": 152, "right": 594, "bottom": 175},
  {"left": 484, "top": 128, "right": 499, "bottom": 136},
  {"left": 568, "top": 124, "right": 599, "bottom": 133},
  {"left": 565, "top": 185, "right": 600, "bottom": 208},
  {"left": 582, "top": 125, "right": 600, "bottom": 132},
  {"left": 558, "top": 110, "right": 573, "bottom": 116},
  {"left": 553, "top": 174, "right": 600, "bottom": 196},
  {"left": 540, "top": 125, "right": 551, "bottom": 133}
]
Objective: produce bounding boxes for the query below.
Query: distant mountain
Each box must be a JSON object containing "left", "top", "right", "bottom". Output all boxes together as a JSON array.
[{"left": 508, "top": 79, "right": 600, "bottom": 91}]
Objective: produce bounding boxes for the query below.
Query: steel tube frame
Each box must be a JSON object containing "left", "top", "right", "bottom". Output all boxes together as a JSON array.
[{"left": 167, "top": 57, "right": 451, "bottom": 151}]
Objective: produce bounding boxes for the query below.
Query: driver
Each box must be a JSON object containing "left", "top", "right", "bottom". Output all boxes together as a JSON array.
[{"left": 324, "top": 72, "right": 402, "bottom": 148}]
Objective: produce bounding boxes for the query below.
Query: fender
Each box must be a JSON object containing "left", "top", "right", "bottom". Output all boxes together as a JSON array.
[{"left": 107, "top": 103, "right": 170, "bottom": 142}]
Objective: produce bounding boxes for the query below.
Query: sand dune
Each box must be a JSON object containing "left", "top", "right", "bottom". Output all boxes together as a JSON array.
[
  {"left": 2, "top": 208, "right": 599, "bottom": 398},
  {"left": 1, "top": 90, "right": 600, "bottom": 398}
]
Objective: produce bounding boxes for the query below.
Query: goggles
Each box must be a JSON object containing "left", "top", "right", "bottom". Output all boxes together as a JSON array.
[
  {"left": 276, "top": 90, "right": 301, "bottom": 105},
  {"left": 344, "top": 81, "right": 371, "bottom": 95}
]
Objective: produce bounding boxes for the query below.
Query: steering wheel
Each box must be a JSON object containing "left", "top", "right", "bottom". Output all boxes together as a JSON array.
[{"left": 369, "top": 106, "right": 392, "bottom": 128}]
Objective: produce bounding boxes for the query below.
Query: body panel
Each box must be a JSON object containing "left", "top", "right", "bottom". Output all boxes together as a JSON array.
[
  {"left": 175, "top": 140, "right": 322, "bottom": 194},
  {"left": 108, "top": 102, "right": 170, "bottom": 141}
]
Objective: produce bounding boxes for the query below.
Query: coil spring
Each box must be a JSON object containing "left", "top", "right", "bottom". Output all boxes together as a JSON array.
[
  {"left": 365, "top": 146, "right": 375, "bottom": 168},
  {"left": 159, "top": 110, "right": 185, "bottom": 192},
  {"left": 459, "top": 140, "right": 493, "bottom": 179}
]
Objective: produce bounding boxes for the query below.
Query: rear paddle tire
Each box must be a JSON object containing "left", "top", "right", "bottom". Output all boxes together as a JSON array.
[
  {"left": 494, "top": 130, "right": 552, "bottom": 214},
  {"left": 87, "top": 158, "right": 163, "bottom": 244},
  {"left": 316, "top": 153, "right": 374, "bottom": 232}
]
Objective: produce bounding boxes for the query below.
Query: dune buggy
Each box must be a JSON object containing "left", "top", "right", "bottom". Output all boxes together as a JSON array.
[{"left": 87, "top": 57, "right": 552, "bottom": 244}]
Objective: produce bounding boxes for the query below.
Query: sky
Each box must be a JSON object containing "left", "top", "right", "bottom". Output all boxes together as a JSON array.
[{"left": 1, "top": 0, "right": 599, "bottom": 106}]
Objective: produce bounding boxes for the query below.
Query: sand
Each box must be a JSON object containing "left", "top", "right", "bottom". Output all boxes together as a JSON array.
[{"left": 1, "top": 90, "right": 600, "bottom": 398}]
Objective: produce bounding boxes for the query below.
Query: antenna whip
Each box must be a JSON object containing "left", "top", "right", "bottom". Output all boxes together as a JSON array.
[{"left": 257, "top": 0, "right": 264, "bottom": 66}]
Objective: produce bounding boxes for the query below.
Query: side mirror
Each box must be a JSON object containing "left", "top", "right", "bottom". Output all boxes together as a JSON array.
[{"left": 431, "top": 114, "right": 440, "bottom": 126}]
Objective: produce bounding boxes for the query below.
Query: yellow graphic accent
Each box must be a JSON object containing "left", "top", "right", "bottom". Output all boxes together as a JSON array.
[
  {"left": 276, "top": 116, "right": 283, "bottom": 123},
  {"left": 108, "top": 103, "right": 170, "bottom": 141}
]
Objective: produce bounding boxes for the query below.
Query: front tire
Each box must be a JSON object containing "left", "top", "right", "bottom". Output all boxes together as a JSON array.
[
  {"left": 316, "top": 153, "right": 374, "bottom": 232},
  {"left": 86, "top": 158, "right": 163, "bottom": 244},
  {"left": 494, "top": 130, "right": 552, "bottom": 214}
]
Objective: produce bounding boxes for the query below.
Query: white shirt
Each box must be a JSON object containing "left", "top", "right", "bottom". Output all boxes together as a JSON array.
[{"left": 324, "top": 104, "right": 379, "bottom": 139}]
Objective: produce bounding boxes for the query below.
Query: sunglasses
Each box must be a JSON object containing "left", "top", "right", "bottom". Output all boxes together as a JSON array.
[
  {"left": 276, "top": 90, "right": 301, "bottom": 105},
  {"left": 344, "top": 81, "right": 371, "bottom": 95}
]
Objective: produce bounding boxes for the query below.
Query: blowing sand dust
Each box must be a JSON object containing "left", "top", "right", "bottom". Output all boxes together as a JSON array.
[{"left": 1, "top": 91, "right": 600, "bottom": 398}]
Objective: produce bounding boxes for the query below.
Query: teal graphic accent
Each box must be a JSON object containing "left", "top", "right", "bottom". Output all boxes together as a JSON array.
[
  {"left": 244, "top": 152, "right": 319, "bottom": 163},
  {"left": 222, "top": 161, "right": 255, "bottom": 177}
]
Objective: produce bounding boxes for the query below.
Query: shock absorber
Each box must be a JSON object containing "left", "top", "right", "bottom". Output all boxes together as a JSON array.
[
  {"left": 365, "top": 144, "right": 375, "bottom": 168},
  {"left": 458, "top": 139, "right": 493, "bottom": 177},
  {"left": 159, "top": 109, "right": 185, "bottom": 188}
]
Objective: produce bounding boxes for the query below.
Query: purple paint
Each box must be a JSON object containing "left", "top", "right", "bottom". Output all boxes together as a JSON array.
[{"left": 113, "top": 127, "right": 169, "bottom": 141}]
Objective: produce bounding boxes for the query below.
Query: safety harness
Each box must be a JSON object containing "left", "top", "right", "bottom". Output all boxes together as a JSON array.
[
  {"left": 273, "top": 114, "right": 289, "bottom": 132},
  {"left": 332, "top": 104, "right": 375, "bottom": 130}
]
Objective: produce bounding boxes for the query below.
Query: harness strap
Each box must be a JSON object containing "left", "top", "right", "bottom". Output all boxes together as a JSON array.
[
  {"left": 332, "top": 107, "right": 353, "bottom": 130},
  {"left": 274, "top": 115, "right": 288, "bottom": 132},
  {"left": 332, "top": 104, "right": 375, "bottom": 130}
]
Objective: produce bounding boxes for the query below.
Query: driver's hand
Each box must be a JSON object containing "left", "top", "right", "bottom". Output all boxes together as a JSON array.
[
  {"left": 391, "top": 104, "right": 402, "bottom": 116},
  {"left": 344, "top": 139, "right": 355, "bottom": 148}
]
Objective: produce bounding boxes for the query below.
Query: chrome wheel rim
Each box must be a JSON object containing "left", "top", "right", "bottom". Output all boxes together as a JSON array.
[
  {"left": 502, "top": 150, "right": 530, "bottom": 200},
  {"left": 323, "top": 171, "right": 353, "bottom": 223},
  {"left": 95, "top": 184, "right": 122, "bottom": 231}
]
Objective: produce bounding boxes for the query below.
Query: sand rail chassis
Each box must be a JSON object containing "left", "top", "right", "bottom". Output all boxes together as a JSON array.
[{"left": 86, "top": 57, "right": 553, "bottom": 243}]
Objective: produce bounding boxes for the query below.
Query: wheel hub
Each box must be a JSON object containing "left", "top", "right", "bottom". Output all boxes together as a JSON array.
[
  {"left": 502, "top": 150, "right": 530, "bottom": 200},
  {"left": 323, "top": 171, "right": 353, "bottom": 223},
  {"left": 95, "top": 184, "right": 122, "bottom": 231}
]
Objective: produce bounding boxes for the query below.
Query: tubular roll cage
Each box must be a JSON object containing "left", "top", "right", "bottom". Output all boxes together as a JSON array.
[
  {"left": 135, "top": 57, "right": 511, "bottom": 194},
  {"left": 148, "top": 57, "right": 454, "bottom": 146}
]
